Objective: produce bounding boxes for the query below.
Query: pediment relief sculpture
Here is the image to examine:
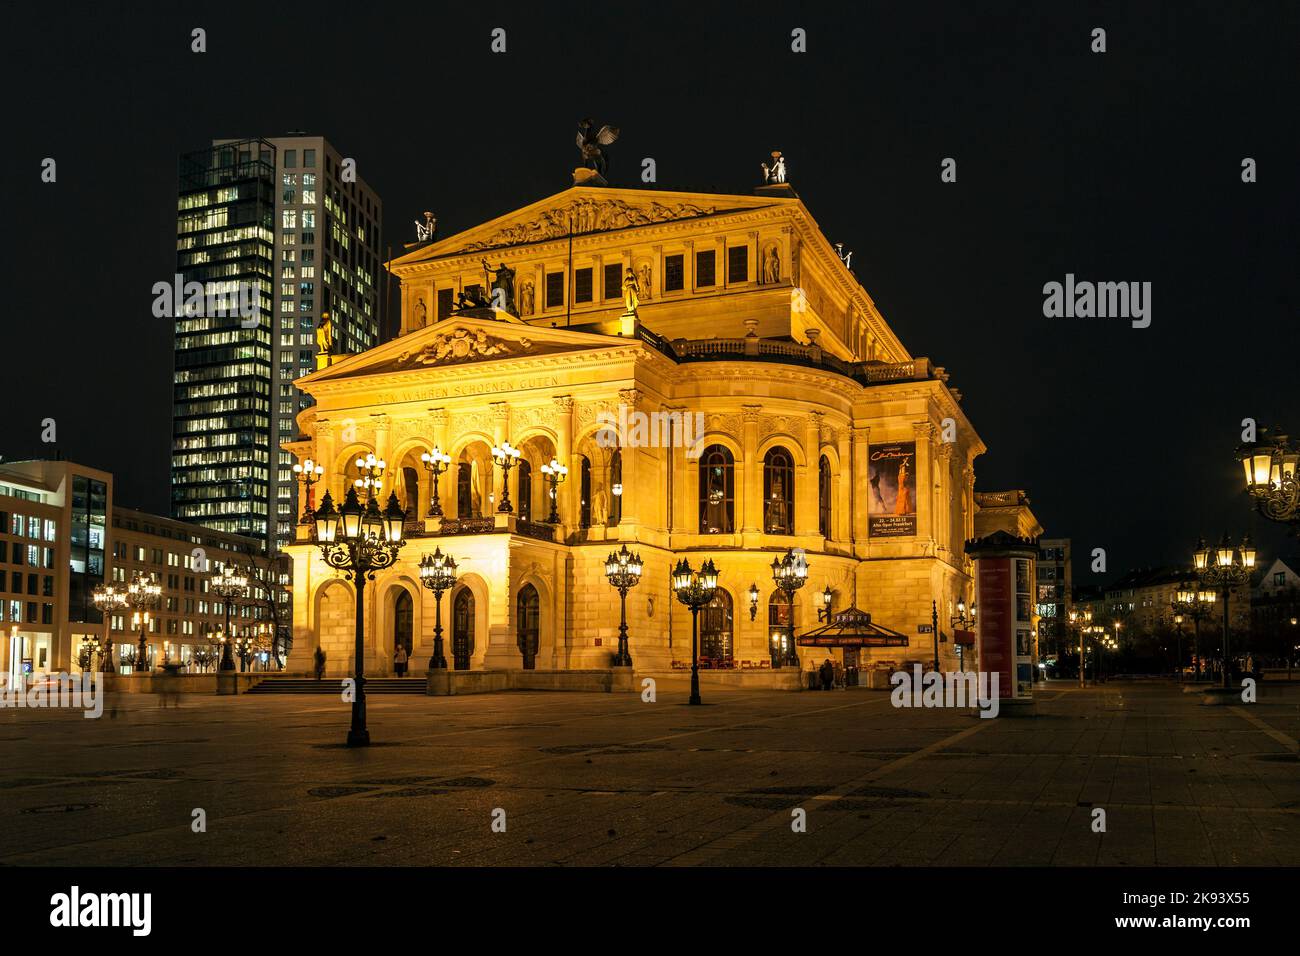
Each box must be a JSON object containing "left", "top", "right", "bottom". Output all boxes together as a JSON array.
[
  {"left": 393, "top": 328, "right": 535, "bottom": 369},
  {"left": 461, "top": 198, "right": 720, "bottom": 252}
]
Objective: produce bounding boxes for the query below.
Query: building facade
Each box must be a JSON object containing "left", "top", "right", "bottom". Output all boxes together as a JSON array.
[
  {"left": 0, "top": 459, "right": 290, "bottom": 677},
  {"left": 172, "top": 135, "right": 383, "bottom": 553},
  {"left": 1036, "top": 537, "right": 1071, "bottom": 658},
  {"left": 285, "top": 182, "right": 1003, "bottom": 679}
]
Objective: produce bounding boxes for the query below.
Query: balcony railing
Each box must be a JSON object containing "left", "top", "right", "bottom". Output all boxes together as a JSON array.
[{"left": 669, "top": 336, "right": 934, "bottom": 385}]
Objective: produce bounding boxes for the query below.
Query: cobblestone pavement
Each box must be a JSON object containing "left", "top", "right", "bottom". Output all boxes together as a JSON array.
[{"left": 1, "top": 679, "right": 1296, "bottom": 866}]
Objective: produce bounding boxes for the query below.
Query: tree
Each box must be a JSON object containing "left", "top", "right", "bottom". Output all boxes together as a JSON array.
[{"left": 238, "top": 544, "right": 293, "bottom": 669}]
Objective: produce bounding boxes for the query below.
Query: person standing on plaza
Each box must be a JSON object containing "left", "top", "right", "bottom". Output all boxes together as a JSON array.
[
  {"left": 314, "top": 646, "right": 326, "bottom": 680},
  {"left": 394, "top": 644, "right": 408, "bottom": 677}
]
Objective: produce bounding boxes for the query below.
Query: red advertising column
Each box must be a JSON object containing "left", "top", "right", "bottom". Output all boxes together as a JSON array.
[{"left": 965, "top": 531, "right": 1039, "bottom": 713}]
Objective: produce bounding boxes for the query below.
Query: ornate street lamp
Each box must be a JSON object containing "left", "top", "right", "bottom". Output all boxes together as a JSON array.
[
  {"left": 1236, "top": 427, "right": 1299, "bottom": 529},
  {"left": 771, "top": 548, "right": 808, "bottom": 668},
  {"left": 1170, "top": 582, "right": 1213, "bottom": 682},
  {"left": 211, "top": 564, "right": 249, "bottom": 672},
  {"left": 91, "top": 583, "right": 126, "bottom": 673},
  {"left": 420, "top": 447, "right": 452, "bottom": 517},
  {"left": 418, "top": 547, "right": 457, "bottom": 670},
  {"left": 1193, "top": 534, "right": 1255, "bottom": 690},
  {"left": 540, "top": 458, "right": 568, "bottom": 524},
  {"left": 816, "top": 584, "right": 835, "bottom": 623},
  {"left": 1068, "top": 605, "right": 1093, "bottom": 686},
  {"left": 604, "top": 545, "right": 643, "bottom": 667},
  {"left": 672, "top": 558, "right": 719, "bottom": 706},
  {"left": 314, "top": 488, "right": 406, "bottom": 746},
  {"left": 353, "top": 453, "right": 386, "bottom": 503},
  {"left": 490, "top": 440, "right": 522, "bottom": 513},
  {"left": 125, "top": 571, "right": 161, "bottom": 672},
  {"left": 747, "top": 582, "right": 760, "bottom": 621},
  {"left": 950, "top": 599, "right": 976, "bottom": 672},
  {"left": 293, "top": 458, "right": 325, "bottom": 523},
  {"left": 234, "top": 631, "right": 254, "bottom": 672}
]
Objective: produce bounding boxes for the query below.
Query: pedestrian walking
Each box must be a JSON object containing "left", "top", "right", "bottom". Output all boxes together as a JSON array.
[
  {"left": 819, "top": 657, "right": 834, "bottom": 691},
  {"left": 314, "top": 646, "right": 326, "bottom": 680}
]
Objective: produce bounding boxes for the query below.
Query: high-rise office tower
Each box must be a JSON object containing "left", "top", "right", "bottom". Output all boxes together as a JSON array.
[{"left": 171, "top": 135, "right": 383, "bottom": 553}]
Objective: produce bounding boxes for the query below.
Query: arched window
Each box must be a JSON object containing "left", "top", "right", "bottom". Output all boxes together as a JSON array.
[
  {"left": 516, "top": 584, "right": 539, "bottom": 670},
  {"left": 517, "top": 460, "right": 532, "bottom": 521},
  {"left": 452, "top": 588, "right": 475, "bottom": 671},
  {"left": 579, "top": 456, "right": 592, "bottom": 528},
  {"left": 818, "top": 455, "right": 832, "bottom": 538},
  {"left": 700, "top": 590, "right": 733, "bottom": 665},
  {"left": 608, "top": 449, "right": 623, "bottom": 525},
  {"left": 394, "top": 590, "right": 413, "bottom": 663},
  {"left": 763, "top": 447, "right": 794, "bottom": 534},
  {"left": 768, "top": 591, "right": 798, "bottom": 665},
  {"left": 699, "top": 444, "right": 734, "bottom": 534},
  {"left": 456, "top": 461, "right": 472, "bottom": 519}
]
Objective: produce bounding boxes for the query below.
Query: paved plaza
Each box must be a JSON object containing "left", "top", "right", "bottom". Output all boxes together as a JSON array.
[{"left": 1, "top": 680, "right": 1297, "bottom": 867}]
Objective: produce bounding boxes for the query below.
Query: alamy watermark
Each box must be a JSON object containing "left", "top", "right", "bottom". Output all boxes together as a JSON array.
[
  {"left": 152, "top": 274, "right": 258, "bottom": 327},
  {"left": 1042, "top": 274, "right": 1151, "bottom": 328},
  {"left": 0, "top": 672, "right": 103, "bottom": 718},
  {"left": 595, "top": 406, "right": 706, "bottom": 458},
  {"left": 890, "top": 664, "right": 1000, "bottom": 718}
]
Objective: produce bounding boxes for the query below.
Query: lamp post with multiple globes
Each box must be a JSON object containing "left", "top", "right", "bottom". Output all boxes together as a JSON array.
[
  {"left": 672, "top": 558, "right": 719, "bottom": 706},
  {"left": 1193, "top": 535, "right": 1255, "bottom": 689},
  {"left": 540, "top": 458, "right": 568, "bottom": 524},
  {"left": 951, "top": 599, "right": 976, "bottom": 672},
  {"left": 1068, "top": 606, "right": 1093, "bottom": 686},
  {"left": 491, "top": 441, "right": 522, "bottom": 513},
  {"left": 125, "top": 571, "right": 161, "bottom": 672},
  {"left": 418, "top": 548, "right": 457, "bottom": 670},
  {"left": 91, "top": 583, "right": 126, "bottom": 673},
  {"left": 771, "top": 549, "right": 808, "bottom": 669},
  {"left": 604, "top": 545, "right": 643, "bottom": 667},
  {"left": 313, "top": 488, "right": 406, "bottom": 746},
  {"left": 211, "top": 564, "right": 249, "bottom": 672},
  {"left": 293, "top": 458, "right": 325, "bottom": 523},
  {"left": 353, "top": 453, "right": 386, "bottom": 503},
  {"left": 420, "top": 447, "right": 452, "bottom": 517},
  {"left": 1170, "top": 583, "right": 1215, "bottom": 682}
]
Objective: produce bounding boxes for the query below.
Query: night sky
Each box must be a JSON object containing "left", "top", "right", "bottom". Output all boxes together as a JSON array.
[{"left": 3, "top": 1, "right": 1297, "bottom": 584}]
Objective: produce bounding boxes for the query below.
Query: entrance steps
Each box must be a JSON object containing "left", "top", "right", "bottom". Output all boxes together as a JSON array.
[{"left": 246, "top": 677, "right": 427, "bottom": 695}]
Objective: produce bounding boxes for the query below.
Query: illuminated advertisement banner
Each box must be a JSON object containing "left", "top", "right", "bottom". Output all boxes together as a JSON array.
[{"left": 868, "top": 441, "right": 917, "bottom": 537}]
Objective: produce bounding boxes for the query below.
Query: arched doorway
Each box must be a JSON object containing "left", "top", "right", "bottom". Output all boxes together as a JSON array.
[
  {"left": 394, "top": 590, "right": 413, "bottom": 669},
  {"left": 452, "top": 587, "right": 475, "bottom": 670},
  {"left": 516, "top": 584, "right": 539, "bottom": 669},
  {"left": 700, "top": 590, "right": 734, "bottom": 666}
]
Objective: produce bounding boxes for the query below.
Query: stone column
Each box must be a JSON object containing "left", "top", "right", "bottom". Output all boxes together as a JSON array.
[
  {"left": 741, "top": 405, "right": 761, "bottom": 534},
  {"left": 797, "top": 411, "right": 822, "bottom": 537},
  {"left": 491, "top": 402, "right": 509, "bottom": 511},
  {"left": 852, "top": 425, "right": 870, "bottom": 556},
  {"left": 316, "top": 419, "right": 337, "bottom": 500},
  {"left": 912, "top": 421, "right": 936, "bottom": 552},
  {"left": 429, "top": 408, "right": 449, "bottom": 516},
  {"left": 553, "top": 396, "right": 574, "bottom": 529},
  {"left": 835, "top": 425, "right": 851, "bottom": 543},
  {"left": 936, "top": 442, "right": 954, "bottom": 558},
  {"left": 617, "top": 388, "right": 641, "bottom": 533}
]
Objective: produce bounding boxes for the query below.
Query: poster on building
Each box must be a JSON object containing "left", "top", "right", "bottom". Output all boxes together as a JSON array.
[
  {"left": 977, "top": 557, "right": 1014, "bottom": 698},
  {"left": 867, "top": 441, "right": 917, "bottom": 537}
]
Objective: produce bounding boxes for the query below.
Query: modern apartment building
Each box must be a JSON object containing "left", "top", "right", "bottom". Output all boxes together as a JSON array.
[{"left": 171, "top": 135, "right": 383, "bottom": 553}]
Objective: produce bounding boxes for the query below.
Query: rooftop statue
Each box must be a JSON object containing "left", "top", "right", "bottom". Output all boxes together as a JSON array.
[
  {"left": 414, "top": 211, "right": 436, "bottom": 243},
  {"left": 761, "top": 151, "right": 787, "bottom": 184},
  {"left": 577, "top": 119, "right": 620, "bottom": 177}
]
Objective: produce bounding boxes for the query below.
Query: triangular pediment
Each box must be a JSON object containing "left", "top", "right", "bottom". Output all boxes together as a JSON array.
[
  {"left": 390, "top": 186, "right": 787, "bottom": 265},
  {"left": 296, "top": 316, "right": 638, "bottom": 387}
]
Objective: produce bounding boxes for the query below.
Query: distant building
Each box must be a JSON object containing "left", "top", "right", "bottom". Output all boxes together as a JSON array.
[
  {"left": 0, "top": 459, "right": 290, "bottom": 678},
  {"left": 171, "top": 135, "right": 383, "bottom": 553},
  {"left": 1251, "top": 554, "right": 1300, "bottom": 661},
  {"left": 1036, "top": 537, "right": 1071, "bottom": 656}
]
